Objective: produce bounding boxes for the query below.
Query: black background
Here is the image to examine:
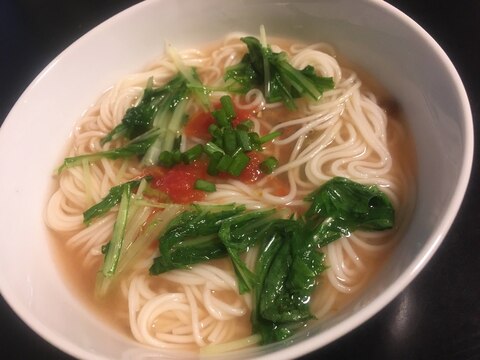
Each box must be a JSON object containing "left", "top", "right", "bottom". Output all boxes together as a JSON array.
[{"left": 1, "top": 1, "right": 479, "bottom": 359}]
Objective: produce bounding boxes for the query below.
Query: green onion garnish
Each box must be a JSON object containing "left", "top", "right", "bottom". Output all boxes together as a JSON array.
[
  {"left": 248, "top": 132, "right": 261, "bottom": 149},
  {"left": 236, "top": 129, "right": 252, "bottom": 151},
  {"left": 220, "top": 95, "right": 236, "bottom": 120},
  {"left": 158, "top": 150, "right": 175, "bottom": 168},
  {"left": 236, "top": 119, "right": 254, "bottom": 131},
  {"left": 181, "top": 144, "right": 203, "bottom": 164},
  {"left": 259, "top": 131, "right": 282, "bottom": 144},
  {"left": 207, "top": 152, "right": 223, "bottom": 176},
  {"left": 212, "top": 109, "right": 229, "bottom": 127},
  {"left": 204, "top": 141, "right": 225, "bottom": 156},
  {"left": 223, "top": 128, "right": 237, "bottom": 155},
  {"left": 208, "top": 123, "right": 221, "bottom": 138},
  {"left": 217, "top": 154, "right": 233, "bottom": 172},
  {"left": 228, "top": 152, "right": 250, "bottom": 176},
  {"left": 194, "top": 179, "right": 217, "bottom": 192},
  {"left": 172, "top": 149, "right": 182, "bottom": 163},
  {"left": 260, "top": 156, "right": 279, "bottom": 174}
]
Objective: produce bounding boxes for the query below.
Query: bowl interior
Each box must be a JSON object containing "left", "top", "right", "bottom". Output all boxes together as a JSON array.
[{"left": 0, "top": 1, "right": 472, "bottom": 359}]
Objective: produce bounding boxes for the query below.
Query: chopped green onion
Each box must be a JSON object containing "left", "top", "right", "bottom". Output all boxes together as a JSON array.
[
  {"left": 248, "top": 132, "right": 262, "bottom": 150},
  {"left": 217, "top": 154, "right": 233, "bottom": 172},
  {"left": 212, "top": 109, "right": 229, "bottom": 127},
  {"left": 228, "top": 152, "right": 250, "bottom": 176},
  {"left": 236, "top": 119, "right": 254, "bottom": 131},
  {"left": 204, "top": 141, "right": 225, "bottom": 156},
  {"left": 208, "top": 123, "right": 221, "bottom": 138},
  {"left": 220, "top": 95, "right": 236, "bottom": 120},
  {"left": 231, "top": 147, "right": 243, "bottom": 158},
  {"left": 172, "top": 149, "right": 182, "bottom": 163},
  {"left": 213, "top": 135, "right": 224, "bottom": 149},
  {"left": 236, "top": 130, "right": 252, "bottom": 151},
  {"left": 260, "top": 156, "right": 279, "bottom": 174},
  {"left": 259, "top": 131, "right": 282, "bottom": 144},
  {"left": 194, "top": 179, "right": 217, "bottom": 192},
  {"left": 158, "top": 151, "right": 175, "bottom": 168},
  {"left": 181, "top": 144, "right": 203, "bottom": 164},
  {"left": 173, "top": 135, "right": 182, "bottom": 151},
  {"left": 207, "top": 152, "right": 223, "bottom": 176},
  {"left": 223, "top": 128, "right": 237, "bottom": 155}
]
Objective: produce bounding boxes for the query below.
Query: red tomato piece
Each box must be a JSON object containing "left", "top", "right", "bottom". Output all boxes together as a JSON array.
[
  {"left": 150, "top": 161, "right": 209, "bottom": 204},
  {"left": 184, "top": 111, "right": 215, "bottom": 140}
]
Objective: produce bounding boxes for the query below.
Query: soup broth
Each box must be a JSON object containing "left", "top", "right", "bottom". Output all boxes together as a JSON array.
[{"left": 46, "top": 33, "right": 416, "bottom": 352}]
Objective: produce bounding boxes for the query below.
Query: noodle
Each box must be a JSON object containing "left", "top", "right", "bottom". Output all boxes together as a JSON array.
[{"left": 45, "top": 33, "right": 415, "bottom": 352}]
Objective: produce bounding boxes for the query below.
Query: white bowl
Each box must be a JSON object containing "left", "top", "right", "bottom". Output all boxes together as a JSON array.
[{"left": 0, "top": 1, "right": 473, "bottom": 359}]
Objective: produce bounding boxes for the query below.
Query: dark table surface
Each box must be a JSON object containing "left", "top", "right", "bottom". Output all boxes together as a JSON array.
[{"left": 1, "top": 1, "right": 479, "bottom": 359}]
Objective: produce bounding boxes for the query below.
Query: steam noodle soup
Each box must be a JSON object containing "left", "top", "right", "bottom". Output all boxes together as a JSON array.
[{"left": 45, "top": 32, "right": 415, "bottom": 353}]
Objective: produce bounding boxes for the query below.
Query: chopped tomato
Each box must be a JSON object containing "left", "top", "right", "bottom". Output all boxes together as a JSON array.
[
  {"left": 184, "top": 111, "right": 215, "bottom": 140},
  {"left": 149, "top": 161, "right": 209, "bottom": 204}
]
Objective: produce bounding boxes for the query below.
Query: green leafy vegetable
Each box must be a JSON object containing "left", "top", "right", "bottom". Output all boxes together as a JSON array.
[
  {"left": 147, "top": 176, "right": 395, "bottom": 345},
  {"left": 58, "top": 135, "right": 157, "bottom": 173},
  {"left": 120, "top": 75, "right": 181, "bottom": 136},
  {"left": 100, "top": 182, "right": 132, "bottom": 278},
  {"left": 194, "top": 179, "right": 216, "bottom": 192},
  {"left": 150, "top": 204, "right": 276, "bottom": 293},
  {"left": 225, "top": 35, "right": 334, "bottom": 109},
  {"left": 95, "top": 189, "right": 184, "bottom": 297},
  {"left": 166, "top": 43, "right": 211, "bottom": 111},
  {"left": 59, "top": 66, "right": 209, "bottom": 171},
  {"left": 149, "top": 204, "right": 245, "bottom": 274},
  {"left": 217, "top": 209, "right": 277, "bottom": 293},
  {"left": 103, "top": 75, "right": 188, "bottom": 144},
  {"left": 304, "top": 176, "right": 395, "bottom": 246},
  {"left": 83, "top": 178, "right": 146, "bottom": 224},
  {"left": 250, "top": 218, "right": 325, "bottom": 343},
  {"left": 102, "top": 79, "right": 156, "bottom": 143}
]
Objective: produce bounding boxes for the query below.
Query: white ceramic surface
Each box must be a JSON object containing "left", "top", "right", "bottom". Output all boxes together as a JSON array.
[{"left": 0, "top": 1, "right": 473, "bottom": 359}]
